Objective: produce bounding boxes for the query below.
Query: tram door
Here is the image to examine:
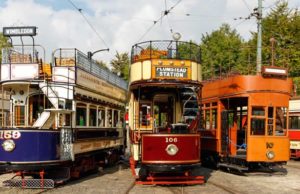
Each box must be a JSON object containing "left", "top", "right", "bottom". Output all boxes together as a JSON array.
[
  {"left": 153, "top": 94, "right": 174, "bottom": 131},
  {"left": 221, "top": 98, "right": 248, "bottom": 157},
  {"left": 221, "top": 110, "right": 229, "bottom": 155}
]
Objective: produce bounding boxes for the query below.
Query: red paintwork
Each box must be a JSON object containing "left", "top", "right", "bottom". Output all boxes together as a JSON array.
[
  {"left": 289, "top": 130, "right": 300, "bottom": 140},
  {"left": 141, "top": 134, "right": 200, "bottom": 164}
]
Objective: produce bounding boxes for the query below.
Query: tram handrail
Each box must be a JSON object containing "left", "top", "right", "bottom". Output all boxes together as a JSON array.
[
  {"left": 131, "top": 40, "right": 201, "bottom": 64},
  {"left": 52, "top": 48, "right": 128, "bottom": 91}
]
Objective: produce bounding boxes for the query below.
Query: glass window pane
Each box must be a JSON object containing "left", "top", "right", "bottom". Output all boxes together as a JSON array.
[
  {"left": 114, "top": 110, "right": 119, "bottom": 127},
  {"left": 89, "top": 108, "right": 97, "bottom": 126},
  {"left": 275, "top": 107, "right": 287, "bottom": 136},
  {"left": 107, "top": 109, "right": 112, "bottom": 127},
  {"left": 251, "top": 118, "right": 265, "bottom": 135},
  {"left": 76, "top": 106, "right": 86, "bottom": 126},
  {"left": 139, "top": 103, "right": 151, "bottom": 127},
  {"left": 212, "top": 109, "right": 217, "bottom": 129},
  {"left": 267, "top": 107, "right": 274, "bottom": 135},
  {"left": 205, "top": 110, "right": 210, "bottom": 130},
  {"left": 98, "top": 109, "right": 105, "bottom": 127},
  {"left": 15, "top": 106, "right": 25, "bottom": 126},
  {"left": 289, "top": 116, "right": 300, "bottom": 130},
  {"left": 252, "top": 107, "right": 265, "bottom": 116}
]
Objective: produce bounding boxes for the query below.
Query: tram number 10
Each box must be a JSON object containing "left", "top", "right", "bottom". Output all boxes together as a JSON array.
[{"left": 165, "top": 137, "right": 177, "bottom": 143}]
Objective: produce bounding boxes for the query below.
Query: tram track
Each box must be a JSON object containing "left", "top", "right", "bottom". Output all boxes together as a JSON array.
[{"left": 206, "top": 180, "right": 242, "bottom": 194}]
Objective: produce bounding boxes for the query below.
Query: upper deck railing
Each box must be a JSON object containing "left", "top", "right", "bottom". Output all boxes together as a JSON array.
[
  {"left": 131, "top": 40, "right": 201, "bottom": 64},
  {"left": 53, "top": 49, "right": 128, "bottom": 90},
  {"left": 1, "top": 45, "right": 46, "bottom": 81},
  {"left": 1, "top": 45, "right": 45, "bottom": 64}
]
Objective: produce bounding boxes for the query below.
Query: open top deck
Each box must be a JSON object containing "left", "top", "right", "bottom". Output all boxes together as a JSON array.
[{"left": 130, "top": 40, "right": 202, "bottom": 87}]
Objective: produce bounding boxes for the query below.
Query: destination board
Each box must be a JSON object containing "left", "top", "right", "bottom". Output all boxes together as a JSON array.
[{"left": 155, "top": 67, "right": 187, "bottom": 78}]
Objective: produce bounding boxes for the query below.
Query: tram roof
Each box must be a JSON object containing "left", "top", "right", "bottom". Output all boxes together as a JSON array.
[{"left": 202, "top": 75, "right": 293, "bottom": 99}]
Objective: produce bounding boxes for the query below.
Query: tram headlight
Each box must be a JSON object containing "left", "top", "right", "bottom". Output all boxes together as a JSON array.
[
  {"left": 266, "top": 151, "right": 275, "bottom": 160},
  {"left": 166, "top": 144, "right": 178, "bottom": 156},
  {"left": 2, "top": 140, "right": 16, "bottom": 152}
]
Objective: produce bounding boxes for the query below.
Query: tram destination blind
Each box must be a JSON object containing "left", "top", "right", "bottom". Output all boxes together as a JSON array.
[{"left": 155, "top": 67, "right": 187, "bottom": 78}]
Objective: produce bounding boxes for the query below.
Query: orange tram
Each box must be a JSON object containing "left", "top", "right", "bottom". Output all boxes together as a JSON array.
[
  {"left": 128, "top": 40, "right": 204, "bottom": 184},
  {"left": 199, "top": 67, "right": 293, "bottom": 174}
]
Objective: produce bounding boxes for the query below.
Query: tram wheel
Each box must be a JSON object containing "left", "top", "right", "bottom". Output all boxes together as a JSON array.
[{"left": 139, "top": 167, "right": 148, "bottom": 181}]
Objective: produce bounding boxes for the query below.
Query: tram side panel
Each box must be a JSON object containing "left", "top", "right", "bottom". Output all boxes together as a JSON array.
[{"left": 289, "top": 99, "right": 300, "bottom": 158}]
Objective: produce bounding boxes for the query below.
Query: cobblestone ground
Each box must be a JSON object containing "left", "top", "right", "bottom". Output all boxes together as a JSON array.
[{"left": 0, "top": 161, "right": 300, "bottom": 194}]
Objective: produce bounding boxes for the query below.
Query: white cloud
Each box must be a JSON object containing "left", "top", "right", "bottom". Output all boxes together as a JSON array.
[{"left": 0, "top": 0, "right": 298, "bottom": 64}]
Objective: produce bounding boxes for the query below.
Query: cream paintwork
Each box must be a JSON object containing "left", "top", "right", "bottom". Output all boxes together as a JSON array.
[
  {"left": 142, "top": 61, "right": 151, "bottom": 80},
  {"left": 73, "top": 138, "right": 123, "bottom": 155},
  {"left": 130, "top": 62, "right": 142, "bottom": 82},
  {"left": 130, "top": 60, "right": 202, "bottom": 83},
  {"left": 289, "top": 99, "right": 300, "bottom": 113},
  {"left": 290, "top": 140, "right": 300, "bottom": 149}
]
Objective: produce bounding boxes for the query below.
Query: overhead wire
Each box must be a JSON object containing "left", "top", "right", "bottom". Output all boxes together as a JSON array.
[
  {"left": 136, "top": 0, "right": 182, "bottom": 42},
  {"left": 241, "top": 0, "right": 252, "bottom": 12},
  {"left": 66, "top": 0, "right": 110, "bottom": 50}
]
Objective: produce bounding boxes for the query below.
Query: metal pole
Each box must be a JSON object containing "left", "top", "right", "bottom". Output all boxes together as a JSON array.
[{"left": 256, "top": 0, "right": 262, "bottom": 74}]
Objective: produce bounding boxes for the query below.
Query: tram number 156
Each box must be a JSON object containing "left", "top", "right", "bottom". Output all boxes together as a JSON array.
[{"left": 166, "top": 137, "right": 177, "bottom": 143}]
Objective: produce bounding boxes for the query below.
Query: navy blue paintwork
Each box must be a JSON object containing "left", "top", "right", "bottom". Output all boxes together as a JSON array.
[{"left": 0, "top": 129, "right": 60, "bottom": 162}]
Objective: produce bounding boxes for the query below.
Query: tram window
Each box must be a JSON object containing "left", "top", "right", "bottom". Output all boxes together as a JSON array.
[
  {"left": 290, "top": 116, "right": 300, "bottom": 129},
  {"left": 65, "top": 114, "right": 71, "bottom": 126},
  {"left": 76, "top": 104, "right": 87, "bottom": 126},
  {"left": 205, "top": 110, "right": 210, "bottom": 130},
  {"left": 89, "top": 107, "right": 97, "bottom": 127},
  {"left": 139, "top": 103, "right": 151, "bottom": 127},
  {"left": 114, "top": 110, "right": 119, "bottom": 127},
  {"left": 14, "top": 105, "right": 25, "bottom": 126},
  {"left": 251, "top": 118, "right": 265, "bottom": 135},
  {"left": 212, "top": 109, "right": 217, "bottom": 129},
  {"left": 252, "top": 107, "right": 265, "bottom": 116},
  {"left": 275, "top": 107, "right": 287, "bottom": 136},
  {"left": 107, "top": 109, "right": 112, "bottom": 127},
  {"left": 267, "top": 107, "right": 274, "bottom": 135},
  {"left": 98, "top": 109, "right": 105, "bottom": 127},
  {"left": 59, "top": 113, "right": 71, "bottom": 127},
  {"left": 212, "top": 102, "right": 218, "bottom": 107}
]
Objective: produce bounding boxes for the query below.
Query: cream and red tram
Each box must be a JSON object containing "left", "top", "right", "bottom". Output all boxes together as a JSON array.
[
  {"left": 199, "top": 67, "right": 292, "bottom": 174},
  {"left": 128, "top": 40, "right": 204, "bottom": 184}
]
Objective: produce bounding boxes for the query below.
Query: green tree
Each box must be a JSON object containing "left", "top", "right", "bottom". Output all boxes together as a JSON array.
[
  {"left": 247, "top": 1, "right": 300, "bottom": 73},
  {"left": 200, "top": 23, "right": 244, "bottom": 79},
  {"left": 110, "top": 52, "right": 130, "bottom": 81},
  {"left": 95, "top": 60, "right": 109, "bottom": 70},
  {"left": 0, "top": 33, "right": 10, "bottom": 61}
]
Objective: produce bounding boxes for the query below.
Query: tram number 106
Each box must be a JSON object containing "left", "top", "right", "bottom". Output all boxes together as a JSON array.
[{"left": 165, "top": 137, "right": 177, "bottom": 143}]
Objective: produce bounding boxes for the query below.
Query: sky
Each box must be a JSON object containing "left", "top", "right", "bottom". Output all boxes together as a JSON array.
[{"left": 0, "top": 0, "right": 299, "bottom": 65}]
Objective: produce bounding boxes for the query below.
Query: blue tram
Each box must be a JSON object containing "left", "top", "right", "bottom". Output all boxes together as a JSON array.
[{"left": 0, "top": 27, "right": 127, "bottom": 188}]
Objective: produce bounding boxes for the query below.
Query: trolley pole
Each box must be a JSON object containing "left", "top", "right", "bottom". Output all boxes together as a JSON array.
[{"left": 256, "top": 0, "right": 262, "bottom": 74}]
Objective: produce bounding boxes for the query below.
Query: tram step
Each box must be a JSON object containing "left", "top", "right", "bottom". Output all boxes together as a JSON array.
[
  {"left": 3, "top": 179, "right": 55, "bottom": 188},
  {"left": 218, "top": 163, "right": 249, "bottom": 172}
]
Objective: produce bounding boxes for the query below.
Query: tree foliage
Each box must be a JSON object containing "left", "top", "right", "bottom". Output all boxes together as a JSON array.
[
  {"left": 95, "top": 60, "right": 109, "bottom": 70},
  {"left": 200, "top": 23, "right": 244, "bottom": 79},
  {"left": 198, "top": 1, "right": 300, "bottom": 85},
  {"left": 110, "top": 52, "right": 130, "bottom": 81},
  {"left": 0, "top": 33, "right": 10, "bottom": 62},
  {"left": 248, "top": 1, "right": 300, "bottom": 74}
]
